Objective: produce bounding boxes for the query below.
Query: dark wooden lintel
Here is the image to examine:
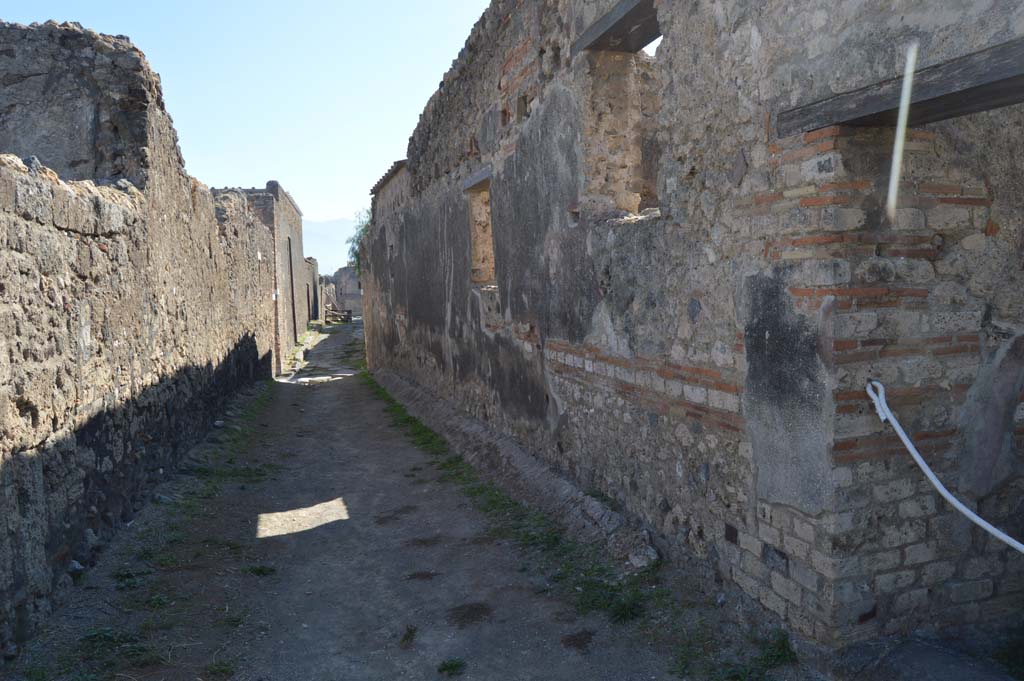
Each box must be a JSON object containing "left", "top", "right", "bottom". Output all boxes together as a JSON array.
[
  {"left": 777, "top": 37, "right": 1024, "bottom": 138},
  {"left": 570, "top": 0, "right": 660, "bottom": 59}
]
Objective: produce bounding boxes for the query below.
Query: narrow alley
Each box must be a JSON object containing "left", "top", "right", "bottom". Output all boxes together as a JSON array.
[
  {"left": 4, "top": 6, "right": 1024, "bottom": 681},
  {"left": 10, "top": 322, "right": 762, "bottom": 681}
]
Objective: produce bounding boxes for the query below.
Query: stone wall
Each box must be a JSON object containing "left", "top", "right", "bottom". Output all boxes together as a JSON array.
[
  {"left": 304, "top": 257, "right": 321, "bottom": 323},
  {"left": 0, "top": 21, "right": 312, "bottom": 655},
  {"left": 332, "top": 266, "right": 363, "bottom": 316},
  {"left": 231, "top": 182, "right": 314, "bottom": 374},
  {"left": 361, "top": 0, "right": 1024, "bottom": 653},
  {"left": 0, "top": 21, "right": 176, "bottom": 188},
  {"left": 321, "top": 277, "right": 339, "bottom": 312}
]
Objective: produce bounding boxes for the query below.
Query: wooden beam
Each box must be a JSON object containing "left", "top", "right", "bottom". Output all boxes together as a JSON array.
[
  {"left": 570, "top": 0, "right": 660, "bottom": 59},
  {"left": 777, "top": 37, "right": 1024, "bottom": 138}
]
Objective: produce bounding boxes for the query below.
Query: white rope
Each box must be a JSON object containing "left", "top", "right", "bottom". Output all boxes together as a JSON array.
[{"left": 865, "top": 380, "right": 1024, "bottom": 554}]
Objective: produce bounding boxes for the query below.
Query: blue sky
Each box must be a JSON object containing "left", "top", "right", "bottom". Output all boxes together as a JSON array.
[{"left": 2, "top": 0, "right": 490, "bottom": 273}]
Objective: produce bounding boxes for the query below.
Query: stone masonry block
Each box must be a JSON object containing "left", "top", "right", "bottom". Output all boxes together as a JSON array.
[
  {"left": 760, "top": 586, "right": 788, "bottom": 618},
  {"left": 963, "top": 555, "right": 1004, "bottom": 580},
  {"left": 812, "top": 550, "right": 860, "bottom": 579},
  {"left": 15, "top": 175, "right": 53, "bottom": 224},
  {"left": 898, "top": 495, "right": 937, "bottom": 519},
  {"left": 834, "top": 578, "right": 872, "bottom": 605},
  {"left": 772, "top": 571, "right": 803, "bottom": 606},
  {"left": 739, "top": 530, "right": 762, "bottom": 557},
  {"left": 861, "top": 549, "right": 903, "bottom": 573},
  {"left": 904, "top": 542, "right": 938, "bottom": 566},
  {"left": 921, "top": 561, "right": 956, "bottom": 586},
  {"left": 822, "top": 206, "right": 867, "bottom": 231},
  {"left": 873, "top": 478, "right": 916, "bottom": 503},
  {"left": 0, "top": 169, "right": 15, "bottom": 209},
  {"left": 790, "top": 560, "right": 820, "bottom": 593},
  {"left": 893, "top": 588, "right": 930, "bottom": 614},
  {"left": 783, "top": 533, "right": 810, "bottom": 561},
  {"left": 708, "top": 388, "right": 739, "bottom": 412},
  {"left": 758, "top": 522, "right": 781, "bottom": 547},
  {"left": 733, "top": 566, "right": 763, "bottom": 597},
  {"left": 793, "top": 518, "right": 815, "bottom": 543},
  {"left": 875, "top": 570, "right": 916, "bottom": 594},
  {"left": 948, "top": 579, "right": 994, "bottom": 603},
  {"left": 682, "top": 384, "right": 707, "bottom": 404},
  {"left": 832, "top": 467, "right": 854, "bottom": 488},
  {"left": 881, "top": 520, "right": 927, "bottom": 549}
]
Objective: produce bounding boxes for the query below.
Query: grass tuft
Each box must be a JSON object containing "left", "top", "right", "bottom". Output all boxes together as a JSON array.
[
  {"left": 437, "top": 658, "right": 466, "bottom": 676},
  {"left": 756, "top": 629, "right": 798, "bottom": 669},
  {"left": 71, "top": 627, "right": 164, "bottom": 672},
  {"left": 399, "top": 625, "right": 418, "bottom": 649},
  {"left": 205, "top": 659, "right": 237, "bottom": 679},
  {"left": 701, "top": 630, "right": 798, "bottom": 680},
  {"left": 111, "top": 567, "right": 153, "bottom": 591},
  {"left": 242, "top": 564, "right": 276, "bottom": 577}
]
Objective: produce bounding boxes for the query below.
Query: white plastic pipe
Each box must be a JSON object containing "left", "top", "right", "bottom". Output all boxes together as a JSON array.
[{"left": 865, "top": 380, "right": 1024, "bottom": 554}]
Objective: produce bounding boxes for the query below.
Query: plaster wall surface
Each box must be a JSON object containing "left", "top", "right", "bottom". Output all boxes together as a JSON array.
[{"left": 362, "top": 0, "right": 1024, "bottom": 652}]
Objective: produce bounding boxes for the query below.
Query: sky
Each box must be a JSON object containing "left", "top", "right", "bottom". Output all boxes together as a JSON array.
[{"left": 2, "top": 0, "right": 491, "bottom": 274}]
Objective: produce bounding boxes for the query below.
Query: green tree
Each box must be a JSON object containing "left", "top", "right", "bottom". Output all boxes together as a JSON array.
[{"left": 346, "top": 208, "right": 371, "bottom": 275}]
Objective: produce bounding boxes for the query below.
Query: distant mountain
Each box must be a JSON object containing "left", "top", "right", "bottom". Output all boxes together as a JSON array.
[{"left": 302, "top": 217, "right": 356, "bottom": 275}]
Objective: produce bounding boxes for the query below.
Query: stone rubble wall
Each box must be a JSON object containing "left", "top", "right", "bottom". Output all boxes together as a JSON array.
[
  {"left": 321, "top": 279, "right": 339, "bottom": 312},
  {"left": 361, "top": 0, "right": 1024, "bottom": 654},
  {"left": 0, "top": 20, "right": 182, "bottom": 190},
  {"left": 0, "top": 21, "right": 305, "bottom": 655},
  {"left": 332, "top": 266, "right": 363, "bottom": 316},
  {"left": 273, "top": 184, "right": 311, "bottom": 352}
]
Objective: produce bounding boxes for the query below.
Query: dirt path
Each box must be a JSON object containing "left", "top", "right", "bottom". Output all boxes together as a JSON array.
[{"left": 11, "top": 322, "right": 816, "bottom": 681}]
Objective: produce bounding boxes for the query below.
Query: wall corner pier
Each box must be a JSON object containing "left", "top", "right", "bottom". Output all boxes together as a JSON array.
[
  {"left": 0, "top": 20, "right": 318, "bottom": 655},
  {"left": 361, "top": 0, "right": 1024, "bottom": 659}
]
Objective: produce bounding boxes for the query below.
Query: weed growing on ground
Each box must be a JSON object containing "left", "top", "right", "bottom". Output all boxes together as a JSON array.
[
  {"left": 139, "top": 613, "right": 176, "bottom": 635},
  {"left": 204, "top": 659, "right": 237, "bottom": 679},
  {"left": 147, "top": 594, "right": 172, "bottom": 610},
  {"left": 437, "top": 657, "right": 466, "bottom": 676},
  {"left": 193, "top": 462, "right": 277, "bottom": 484},
  {"left": 64, "top": 627, "right": 164, "bottom": 677},
  {"left": 214, "top": 380, "right": 275, "bottom": 455},
  {"left": 756, "top": 629, "right": 798, "bottom": 668},
  {"left": 399, "top": 625, "right": 418, "bottom": 649},
  {"left": 219, "top": 612, "right": 246, "bottom": 628},
  {"left": 697, "top": 630, "right": 797, "bottom": 681},
  {"left": 111, "top": 567, "right": 153, "bottom": 591},
  {"left": 242, "top": 564, "right": 276, "bottom": 577},
  {"left": 342, "top": 338, "right": 368, "bottom": 369}
]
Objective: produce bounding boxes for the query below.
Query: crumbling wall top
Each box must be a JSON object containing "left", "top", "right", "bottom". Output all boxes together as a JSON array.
[{"left": 0, "top": 20, "right": 183, "bottom": 189}]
